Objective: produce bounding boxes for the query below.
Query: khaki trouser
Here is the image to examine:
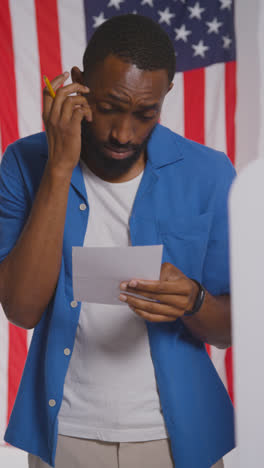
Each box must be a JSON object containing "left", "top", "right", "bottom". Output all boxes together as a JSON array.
[{"left": 28, "top": 434, "right": 224, "bottom": 468}]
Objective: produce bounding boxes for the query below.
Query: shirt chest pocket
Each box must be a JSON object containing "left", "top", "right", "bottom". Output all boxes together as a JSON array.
[{"left": 158, "top": 212, "right": 212, "bottom": 280}]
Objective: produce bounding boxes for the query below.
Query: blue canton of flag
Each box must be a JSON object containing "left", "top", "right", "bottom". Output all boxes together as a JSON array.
[{"left": 83, "top": 0, "right": 236, "bottom": 73}]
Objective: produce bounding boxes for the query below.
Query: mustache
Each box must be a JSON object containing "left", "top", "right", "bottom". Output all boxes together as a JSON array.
[{"left": 105, "top": 141, "right": 139, "bottom": 152}]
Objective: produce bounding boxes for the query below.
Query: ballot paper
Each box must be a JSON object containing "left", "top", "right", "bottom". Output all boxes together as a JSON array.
[{"left": 72, "top": 245, "right": 163, "bottom": 305}]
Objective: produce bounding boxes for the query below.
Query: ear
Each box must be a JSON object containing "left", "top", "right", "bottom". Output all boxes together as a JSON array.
[{"left": 71, "top": 66, "right": 85, "bottom": 85}]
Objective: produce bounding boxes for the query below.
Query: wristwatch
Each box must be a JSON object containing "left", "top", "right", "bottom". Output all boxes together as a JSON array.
[{"left": 184, "top": 279, "right": 206, "bottom": 317}]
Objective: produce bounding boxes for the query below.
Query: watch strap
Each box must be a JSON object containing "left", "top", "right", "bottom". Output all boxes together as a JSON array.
[{"left": 184, "top": 279, "right": 206, "bottom": 317}]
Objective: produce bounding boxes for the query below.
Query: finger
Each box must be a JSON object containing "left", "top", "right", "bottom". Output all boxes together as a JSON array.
[
  {"left": 43, "top": 72, "right": 69, "bottom": 120},
  {"left": 124, "top": 288, "right": 189, "bottom": 309},
  {"left": 43, "top": 72, "right": 69, "bottom": 97},
  {"left": 43, "top": 82, "right": 89, "bottom": 124},
  {"left": 44, "top": 75, "right": 88, "bottom": 97},
  {"left": 119, "top": 293, "right": 183, "bottom": 318},
  {"left": 48, "top": 83, "right": 90, "bottom": 122},
  {"left": 60, "top": 95, "right": 92, "bottom": 125},
  {"left": 120, "top": 278, "right": 191, "bottom": 295},
  {"left": 72, "top": 105, "right": 92, "bottom": 123},
  {"left": 53, "top": 81, "right": 90, "bottom": 98},
  {"left": 70, "top": 107, "right": 92, "bottom": 132},
  {"left": 132, "top": 307, "right": 176, "bottom": 323},
  {"left": 49, "top": 72, "right": 70, "bottom": 91}
]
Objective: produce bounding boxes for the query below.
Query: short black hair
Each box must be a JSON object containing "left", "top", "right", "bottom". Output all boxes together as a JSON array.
[{"left": 83, "top": 14, "right": 176, "bottom": 83}]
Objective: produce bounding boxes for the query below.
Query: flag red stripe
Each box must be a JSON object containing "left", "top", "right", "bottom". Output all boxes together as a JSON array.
[
  {"left": 225, "top": 61, "right": 236, "bottom": 402},
  {"left": 0, "top": 0, "right": 28, "bottom": 426},
  {"left": 225, "top": 61, "right": 236, "bottom": 165},
  {"left": 225, "top": 347, "right": 234, "bottom": 403},
  {"left": 35, "top": 0, "right": 63, "bottom": 103},
  {"left": 184, "top": 68, "right": 205, "bottom": 144},
  {"left": 0, "top": 0, "right": 19, "bottom": 152},
  {"left": 205, "top": 344, "right": 211, "bottom": 357},
  {"left": 7, "top": 327, "right": 28, "bottom": 422}
]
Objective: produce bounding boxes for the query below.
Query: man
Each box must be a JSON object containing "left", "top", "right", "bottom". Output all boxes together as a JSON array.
[{"left": 0, "top": 14, "right": 235, "bottom": 468}]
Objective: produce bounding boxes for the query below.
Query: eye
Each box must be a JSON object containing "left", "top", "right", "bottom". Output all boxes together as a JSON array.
[
  {"left": 136, "top": 112, "right": 158, "bottom": 121},
  {"left": 97, "top": 103, "right": 115, "bottom": 113}
]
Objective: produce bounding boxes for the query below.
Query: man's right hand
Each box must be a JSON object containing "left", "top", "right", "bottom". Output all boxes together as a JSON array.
[{"left": 42, "top": 72, "right": 92, "bottom": 175}]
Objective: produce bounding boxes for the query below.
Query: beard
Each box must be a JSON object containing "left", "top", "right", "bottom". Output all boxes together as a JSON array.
[{"left": 80, "top": 120, "right": 154, "bottom": 180}]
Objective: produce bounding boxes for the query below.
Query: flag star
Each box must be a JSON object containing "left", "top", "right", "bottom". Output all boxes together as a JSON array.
[
  {"left": 222, "top": 35, "right": 232, "bottom": 48},
  {"left": 188, "top": 2, "right": 205, "bottom": 20},
  {"left": 219, "top": 0, "right": 232, "bottom": 10},
  {"left": 107, "top": 0, "right": 124, "bottom": 10},
  {"left": 93, "top": 12, "right": 107, "bottom": 28},
  {"left": 141, "top": 0, "right": 154, "bottom": 6},
  {"left": 206, "top": 17, "right": 223, "bottom": 34},
  {"left": 174, "top": 24, "right": 191, "bottom": 42},
  {"left": 192, "top": 40, "right": 209, "bottom": 58},
  {"left": 158, "top": 7, "right": 176, "bottom": 26}
]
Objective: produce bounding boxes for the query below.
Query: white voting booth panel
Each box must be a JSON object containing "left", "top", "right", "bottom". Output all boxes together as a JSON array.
[
  {"left": 230, "top": 158, "right": 264, "bottom": 468},
  {"left": 0, "top": 447, "right": 28, "bottom": 468}
]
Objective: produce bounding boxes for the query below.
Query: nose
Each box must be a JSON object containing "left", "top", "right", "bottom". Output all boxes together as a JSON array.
[{"left": 110, "top": 115, "right": 134, "bottom": 146}]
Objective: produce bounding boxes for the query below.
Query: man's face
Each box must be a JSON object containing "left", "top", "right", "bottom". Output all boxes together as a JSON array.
[{"left": 79, "top": 55, "right": 171, "bottom": 179}]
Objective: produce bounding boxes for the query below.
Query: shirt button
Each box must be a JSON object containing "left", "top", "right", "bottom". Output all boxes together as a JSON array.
[
  {"left": 70, "top": 300, "right": 78, "bottom": 308},
  {"left": 64, "top": 348, "right": 71, "bottom": 356},
  {"left": 49, "top": 399, "right": 56, "bottom": 407},
  {"left": 79, "top": 203, "right": 87, "bottom": 211}
]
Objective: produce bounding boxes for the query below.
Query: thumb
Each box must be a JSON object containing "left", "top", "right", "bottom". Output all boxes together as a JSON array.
[{"left": 160, "top": 262, "right": 182, "bottom": 281}]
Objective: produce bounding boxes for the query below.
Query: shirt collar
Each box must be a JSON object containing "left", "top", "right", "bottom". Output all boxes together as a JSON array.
[{"left": 146, "top": 123, "right": 184, "bottom": 169}]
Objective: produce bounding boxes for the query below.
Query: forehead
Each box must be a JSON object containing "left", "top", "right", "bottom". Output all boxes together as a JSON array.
[{"left": 88, "top": 54, "right": 169, "bottom": 102}]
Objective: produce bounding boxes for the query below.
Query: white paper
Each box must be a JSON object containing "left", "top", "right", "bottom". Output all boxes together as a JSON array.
[{"left": 72, "top": 245, "right": 163, "bottom": 305}]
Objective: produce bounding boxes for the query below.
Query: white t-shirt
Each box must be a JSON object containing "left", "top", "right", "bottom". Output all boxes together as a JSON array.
[{"left": 58, "top": 162, "right": 168, "bottom": 442}]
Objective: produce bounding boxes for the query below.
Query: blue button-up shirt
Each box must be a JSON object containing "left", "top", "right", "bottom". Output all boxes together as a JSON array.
[{"left": 1, "top": 124, "right": 235, "bottom": 468}]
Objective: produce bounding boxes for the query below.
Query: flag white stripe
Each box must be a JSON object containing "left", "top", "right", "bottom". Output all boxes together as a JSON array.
[
  {"left": 205, "top": 63, "right": 227, "bottom": 154},
  {"left": 27, "top": 329, "right": 33, "bottom": 350},
  {"left": 210, "top": 346, "right": 228, "bottom": 390},
  {"left": 0, "top": 308, "right": 9, "bottom": 444},
  {"left": 9, "top": 0, "right": 42, "bottom": 138},
  {"left": 57, "top": 0, "right": 87, "bottom": 82},
  {"left": 161, "top": 72, "right": 184, "bottom": 137}
]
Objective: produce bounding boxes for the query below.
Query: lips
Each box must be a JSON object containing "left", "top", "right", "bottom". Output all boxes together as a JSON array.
[{"left": 103, "top": 144, "right": 134, "bottom": 160}]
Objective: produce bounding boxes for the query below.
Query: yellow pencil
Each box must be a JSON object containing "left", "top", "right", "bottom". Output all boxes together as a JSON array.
[{"left": 43, "top": 75, "right": 56, "bottom": 99}]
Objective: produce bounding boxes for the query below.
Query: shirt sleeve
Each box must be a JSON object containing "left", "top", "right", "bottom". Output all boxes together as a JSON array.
[
  {"left": 0, "top": 145, "right": 31, "bottom": 263},
  {"left": 202, "top": 154, "right": 236, "bottom": 296}
]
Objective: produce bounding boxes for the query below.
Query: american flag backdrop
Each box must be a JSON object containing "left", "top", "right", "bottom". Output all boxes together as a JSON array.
[{"left": 0, "top": 0, "right": 236, "bottom": 447}]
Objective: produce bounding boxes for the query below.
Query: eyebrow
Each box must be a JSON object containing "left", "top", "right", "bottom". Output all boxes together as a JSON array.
[
  {"left": 106, "top": 93, "right": 160, "bottom": 111},
  {"left": 106, "top": 93, "right": 129, "bottom": 103},
  {"left": 137, "top": 103, "right": 160, "bottom": 112}
]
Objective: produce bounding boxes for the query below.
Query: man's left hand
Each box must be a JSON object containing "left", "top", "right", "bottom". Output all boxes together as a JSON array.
[{"left": 119, "top": 262, "right": 200, "bottom": 322}]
